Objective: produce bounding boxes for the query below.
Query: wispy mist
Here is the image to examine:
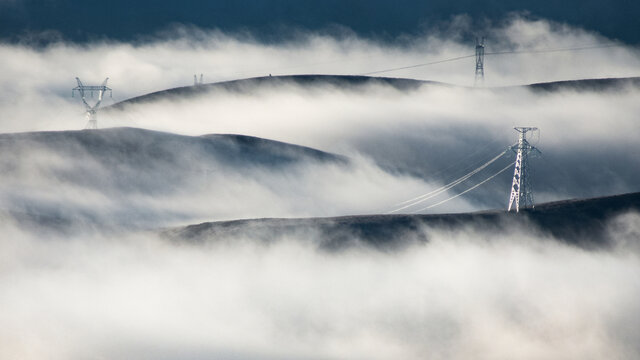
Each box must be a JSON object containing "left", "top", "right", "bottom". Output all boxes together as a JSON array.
[
  {"left": 1, "top": 15, "right": 639, "bottom": 130},
  {"left": 1, "top": 15, "right": 640, "bottom": 360},
  {"left": 0, "top": 17, "right": 638, "bottom": 216},
  {"left": 1, "top": 213, "right": 639, "bottom": 360}
]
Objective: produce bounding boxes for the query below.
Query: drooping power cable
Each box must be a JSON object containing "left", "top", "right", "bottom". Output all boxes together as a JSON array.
[
  {"left": 414, "top": 161, "right": 514, "bottom": 212},
  {"left": 360, "top": 43, "right": 622, "bottom": 76},
  {"left": 388, "top": 148, "right": 509, "bottom": 213}
]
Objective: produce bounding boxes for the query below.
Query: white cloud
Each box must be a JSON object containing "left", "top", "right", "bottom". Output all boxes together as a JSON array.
[
  {"left": 1, "top": 16, "right": 640, "bottom": 359},
  {"left": 1, "top": 217, "right": 639, "bottom": 360}
]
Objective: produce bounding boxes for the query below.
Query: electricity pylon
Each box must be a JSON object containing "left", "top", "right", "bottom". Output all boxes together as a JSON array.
[
  {"left": 194, "top": 74, "right": 203, "bottom": 86},
  {"left": 72, "top": 77, "right": 112, "bottom": 129},
  {"left": 508, "top": 127, "right": 540, "bottom": 212},
  {"left": 475, "top": 37, "right": 485, "bottom": 86}
]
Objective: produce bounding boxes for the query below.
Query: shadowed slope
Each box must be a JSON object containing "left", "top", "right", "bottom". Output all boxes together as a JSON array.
[
  {"left": 0, "top": 127, "right": 346, "bottom": 230},
  {"left": 109, "top": 75, "right": 640, "bottom": 110},
  {"left": 109, "top": 75, "right": 434, "bottom": 109},
  {"left": 0, "top": 127, "right": 343, "bottom": 176},
  {"left": 527, "top": 77, "right": 640, "bottom": 92},
  {"left": 163, "top": 192, "right": 640, "bottom": 250}
]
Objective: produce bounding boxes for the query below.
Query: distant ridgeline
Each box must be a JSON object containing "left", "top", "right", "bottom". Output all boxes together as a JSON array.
[
  {"left": 108, "top": 75, "right": 432, "bottom": 109},
  {"left": 108, "top": 76, "right": 640, "bottom": 110}
]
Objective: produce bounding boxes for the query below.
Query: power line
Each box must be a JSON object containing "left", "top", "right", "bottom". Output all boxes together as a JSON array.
[
  {"left": 485, "top": 43, "right": 622, "bottom": 57},
  {"left": 388, "top": 149, "right": 508, "bottom": 213},
  {"left": 415, "top": 161, "right": 514, "bottom": 212},
  {"left": 427, "top": 139, "right": 505, "bottom": 181},
  {"left": 360, "top": 43, "right": 623, "bottom": 76},
  {"left": 359, "top": 54, "right": 476, "bottom": 76}
]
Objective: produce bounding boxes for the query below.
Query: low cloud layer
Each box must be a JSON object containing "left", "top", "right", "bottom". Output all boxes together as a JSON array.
[
  {"left": 1, "top": 15, "right": 640, "bottom": 360},
  {"left": 0, "top": 17, "right": 638, "bottom": 212},
  {"left": 1, "top": 213, "right": 640, "bottom": 360},
  {"left": 107, "top": 79, "right": 640, "bottom": 209},
  {"left": 1, "top": 15, "right": 639, "bottom": 130}
]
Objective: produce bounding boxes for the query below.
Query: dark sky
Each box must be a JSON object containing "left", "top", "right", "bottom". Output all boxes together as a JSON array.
[{"left": 1, "top": 0, "right": 639, "bottom": 44}]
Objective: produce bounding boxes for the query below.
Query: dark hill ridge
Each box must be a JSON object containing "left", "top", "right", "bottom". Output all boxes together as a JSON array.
[
  {"left": 163, "top": 191, "right": 640, "bottom": 250},
  {"left": 0, "top": 127, "right": 343, "bottom": 196},
  {"left": 0, "top": 127, "right": 346, "bottom": 230},
  {"left": 0, "top": 127, "right": 345, "bottom": 196},
  {"left": 526, "top": 77, "right": 640, "bottom": 92},
  {"left": 109, "top": 75, "right": 435, "bottom": 109},
  {"left": 110, "top": 75, "right": 640, "bottom": 109},
  {"left": 0, "top": 127, "right": 343, "bottom": 171}
]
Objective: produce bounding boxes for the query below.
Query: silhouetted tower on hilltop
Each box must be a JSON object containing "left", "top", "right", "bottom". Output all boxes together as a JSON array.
[
  {"left": 475, "top": 37, "right": 485, "bottom": 86},
  {"left": 508, "top": 127, "right": 540, "bottom": 212}
]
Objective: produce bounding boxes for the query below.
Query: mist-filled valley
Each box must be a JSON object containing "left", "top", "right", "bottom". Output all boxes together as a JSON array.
[{"left": 1, "top": 15, "right": 640, "bottom": 360}]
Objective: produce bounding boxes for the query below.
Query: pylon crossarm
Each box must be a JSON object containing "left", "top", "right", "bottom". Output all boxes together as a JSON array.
[{"left": 72, "top": 77, "right": 111, "bottom": 130}]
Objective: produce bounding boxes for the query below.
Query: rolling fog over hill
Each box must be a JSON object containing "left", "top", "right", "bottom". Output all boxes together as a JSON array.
[
  {"left": 1, "top": 12, "right": 640, "bottom": 360},
  {"left": 103, "top": 74, "right": 640, "bottom": 208},
  {"left": 0, "top": 127, "right": 379, "bottom": 230},
  {"left": 163, "top": 192, "right": 640, "bottom": 250}
]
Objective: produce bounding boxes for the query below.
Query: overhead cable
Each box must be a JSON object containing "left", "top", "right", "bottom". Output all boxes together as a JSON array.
[
  {"left": 361, "top": 43, "right": 622, "bottom": 76},
  {"left": 388, "top": 148, "right": 508, "bottom": 213},
  {"left": 414, "top": 162, "right": 514, "bottom": 212}
]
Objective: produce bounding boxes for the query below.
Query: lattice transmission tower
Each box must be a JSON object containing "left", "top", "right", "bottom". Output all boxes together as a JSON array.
[
  {"left": 194, "top": 74, "right": 203, "bottom": 86},
  {"left": 475, "top": 37, "right": 485, "bottom": 86},
  {"left": 508, "top": 127, "right": 540, "bottom": 212},
  {"left": 72, "top": 77, "right": 112, "bottom": 129}
]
